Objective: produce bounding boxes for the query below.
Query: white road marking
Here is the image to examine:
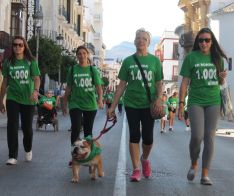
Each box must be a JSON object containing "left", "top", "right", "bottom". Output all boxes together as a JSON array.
[{"left": 113, "top": 114, "right": 127, "bottom": 196}]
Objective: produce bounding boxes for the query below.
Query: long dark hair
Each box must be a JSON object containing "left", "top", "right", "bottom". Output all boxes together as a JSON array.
[
  {"left": 8, "top": 35, "right": 35, "bottom": 63},
  {"left": 192, "top": 28, "right": 228, "bottom": 82}
]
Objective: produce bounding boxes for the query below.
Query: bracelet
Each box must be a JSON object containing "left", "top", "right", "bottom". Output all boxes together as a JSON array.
[
  {"left": 179, "top": 101, "right": 185, "bottom": 105},
  {"left": 34, "top": 89, "right": 39, "bottom": 93}
]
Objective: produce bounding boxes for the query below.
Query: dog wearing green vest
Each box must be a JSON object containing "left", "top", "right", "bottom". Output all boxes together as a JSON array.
[{"left": 71, "top": 135, "right": 104, "bottom": 183}]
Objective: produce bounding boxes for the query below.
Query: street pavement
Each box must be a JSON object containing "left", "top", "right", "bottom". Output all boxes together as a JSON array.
[{"left": 0, "top": 110, "right": 233, "bottom": 196}]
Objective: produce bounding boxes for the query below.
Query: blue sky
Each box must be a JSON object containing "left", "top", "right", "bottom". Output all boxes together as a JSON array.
[{"left": 102, "top": 0, "right": 184, "bottom": 49}]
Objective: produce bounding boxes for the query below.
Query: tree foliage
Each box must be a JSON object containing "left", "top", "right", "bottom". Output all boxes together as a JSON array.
[{"left": 28, "top": 36, "right": 76, "bottom": 82}]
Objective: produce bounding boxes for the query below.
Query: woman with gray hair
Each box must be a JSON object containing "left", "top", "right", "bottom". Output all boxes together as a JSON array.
[{"left": 107, "top": 28, "right": 163, "bottom": 181}]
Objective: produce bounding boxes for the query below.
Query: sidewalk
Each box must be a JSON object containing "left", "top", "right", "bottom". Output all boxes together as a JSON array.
[{"left": 217, "top": 119, "right": 234, "bottom": 129}]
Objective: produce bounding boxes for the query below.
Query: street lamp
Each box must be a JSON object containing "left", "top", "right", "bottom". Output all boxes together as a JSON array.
[
  {"left": 56, "top": 34, "right": 64, "bottom": 86},
  {"left": 34, "top": 9, "right": 43, "bottom": 62}
]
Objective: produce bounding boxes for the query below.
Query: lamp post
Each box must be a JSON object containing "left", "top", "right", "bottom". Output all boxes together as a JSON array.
[
  {"left": 34, "top": 9, "right": 43, "bottom": 62},
  {"left": 56, "top": 34, "right": 64, "bottom": 86}
]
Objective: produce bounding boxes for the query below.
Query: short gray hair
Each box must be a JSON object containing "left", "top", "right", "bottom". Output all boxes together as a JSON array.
[{"left": 135, "top": 28, "right": 151, "bottom": 41}]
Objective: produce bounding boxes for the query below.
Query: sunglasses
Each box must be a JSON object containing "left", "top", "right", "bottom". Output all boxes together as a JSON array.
[
  {"left": 198, "top": 38, "right": 211, "bottom": 43},
  {"left": 13, "top": 43, "right": 24, "bottom": 48}
]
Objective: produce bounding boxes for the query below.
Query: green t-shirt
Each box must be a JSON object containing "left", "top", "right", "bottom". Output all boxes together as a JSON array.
[
  {"left": 39, "top": 96, "right": 56, "bottom": 107},
  {"left": 2, "top": 59, "right": 40, "bottom": 105},
  {"left": 118, "top": 53, "right": 163, "bottom": 108},
  {"left": 180, "top": 51, "right": 223, "bottom": 106},
  {"left": 66, "top": 64, "right": 102, "bottom": 110},
  {"left": 168, "top": 96, "right": 178, "bottom": 109}
]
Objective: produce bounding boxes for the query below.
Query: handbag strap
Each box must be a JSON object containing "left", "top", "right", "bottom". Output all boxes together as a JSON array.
[{"left": 133, "top": 54, "right": 152, "bottom": 103}]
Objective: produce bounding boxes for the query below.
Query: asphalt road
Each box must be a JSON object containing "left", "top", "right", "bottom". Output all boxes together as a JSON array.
[{"left": 0, "top": 109, "right": 233, "bottom": 196}]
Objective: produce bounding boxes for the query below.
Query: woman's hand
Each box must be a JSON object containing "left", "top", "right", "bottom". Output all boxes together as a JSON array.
[
  {"left": 219, "top": 69, "right": 227, "bottom": 79},
  {"left": 178, "top": 104, "right": 184, "bottom": 121},
  {"left": 97, "top": 99, "right": 104, "bottom": 109},
  {"left": 152, "top": 98, "right": 163, "bottom": 114},
  {"left": 30, "top": 90, "right": 39, "bottom": 103},
  {"left": 107, "top": 105, "right": 115, "bottom": 119},
  {"left": 0, "top": 101, "right": 6, "bottom": 113}
]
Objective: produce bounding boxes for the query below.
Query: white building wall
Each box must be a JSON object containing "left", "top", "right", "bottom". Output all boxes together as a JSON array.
[
  {"left": 209, "top": 1, "right": 234, "bottom": 119},
  {"left": 0, "top": 0, "right": 11, "bottom": 34},
  {"left": 162, "top": 38, "right": 179, "bottom": 81}
]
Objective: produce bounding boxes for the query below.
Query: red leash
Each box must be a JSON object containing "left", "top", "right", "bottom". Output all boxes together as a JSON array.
[{"left": 93, "top": 115, "right": 117, "bottom": 141}]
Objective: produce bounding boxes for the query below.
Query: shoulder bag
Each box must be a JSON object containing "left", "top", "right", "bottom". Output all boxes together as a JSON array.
[{"left": 133, "top": 54, "right": 165, "bottom": 119}]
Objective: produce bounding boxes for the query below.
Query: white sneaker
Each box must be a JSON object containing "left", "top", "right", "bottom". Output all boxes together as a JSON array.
[
  {"left": 25, "top": 151, "right": 32, "bottom": 161},
  {"left": 6, "top": 158, "right": 17, "bottom": 165},
  {"left": 185, "top": 127, "right": 191, "bottom": 131}
]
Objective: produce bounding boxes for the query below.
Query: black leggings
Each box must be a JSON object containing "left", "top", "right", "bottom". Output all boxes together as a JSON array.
[
  {"left": 125, "top": 107, "right": 155, "bottom": 145},
  {"left": 69, "top": 108, "right": 97, "bottom": 144},
  {"left": 6, "top": 100, "right": 35, "bottom": 159}
]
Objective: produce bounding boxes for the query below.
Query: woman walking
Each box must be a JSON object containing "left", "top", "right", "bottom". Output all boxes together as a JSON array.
[
  {"left": 178, "top": 27, "right": 228, "bottom": 185},
  {"left": 0, "top": 36, "right": 40, "bottom": 165},
  {"left": 62, "top": 45, "right": 103, "bottom": 163},
  {"left": 107, "top": 28, "right": 163, "bottom": 181}
]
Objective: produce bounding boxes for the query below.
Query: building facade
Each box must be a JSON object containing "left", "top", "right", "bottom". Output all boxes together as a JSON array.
[
  {"left": 209, "top": 1, "right": 234, "bottom": 120},
  {"left": 155, "top": 31, "right": 179, "bottom": 95}
]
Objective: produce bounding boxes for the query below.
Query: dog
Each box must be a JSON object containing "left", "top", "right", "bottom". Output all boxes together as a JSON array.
[{"left": 71, "top": 135, "right": 104, "bottom": 183}]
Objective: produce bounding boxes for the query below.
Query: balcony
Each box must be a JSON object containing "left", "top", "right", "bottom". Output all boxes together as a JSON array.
[
  {"left": 11, "top": 0, "right": 27, "bottom": 8},
  {"left": 179, "top": 31, "right": 194, "bottom": 48}
]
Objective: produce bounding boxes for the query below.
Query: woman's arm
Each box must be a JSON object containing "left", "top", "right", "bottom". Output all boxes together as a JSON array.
[
  {"left": 96, "top": 85, "right": 103, "bottom": 109},
  {"left": 62, "top": 85, "right": 71, "bottom": 115},
  {"left": 30, "top": 76, "right": 41, "bottom": 102},
  {"left": 178, "top": 77, "right": 190, "bottom": 120}
]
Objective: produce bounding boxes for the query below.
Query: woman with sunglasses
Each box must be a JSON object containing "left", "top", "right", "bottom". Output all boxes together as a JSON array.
[
  {"left": 178, "top": 28, "right": 228, "bottom": 185},
  {"left": 0, "top": 36, "right": 40, "bottom": 165}
]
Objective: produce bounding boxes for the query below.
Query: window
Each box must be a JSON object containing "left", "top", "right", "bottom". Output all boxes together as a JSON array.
[
  {"left": 172, "top": 65, "right": 178, "bottom": 81},
  {"left": 77, "top": 15, "right": 81, "bottom": 36},
  {"left": 172, "top": 42, "right": 179, "bottom": 60}
]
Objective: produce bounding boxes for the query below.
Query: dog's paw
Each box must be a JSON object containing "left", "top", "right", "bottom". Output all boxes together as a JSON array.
[
  {"left": 71, "top": 177, "right": 79, "bottom": 183},
  {"left": 98, "top": 172, "right": 104, "bottom": 177}
]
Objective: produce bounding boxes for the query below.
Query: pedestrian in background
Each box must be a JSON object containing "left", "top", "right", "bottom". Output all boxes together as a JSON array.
[
  {"left": 62, "top": 45, "right": 103, "bottom": 165},
  {"left": 168, "top": 91, "right": 178, "bottom": 131},
  {"left": 183, "top": 95, "right": 191, "bottom": 131},
  {"left": 0, "top": 35, "right": 40, "bottom": 165},
  {"left": 107, "top": 28, "right": 163, "bottom": 182},
  {"left": 178, "top": 27, "right": 228, "bottom": 185},
  {"left": 160, "top": 93, "right": 169, "bottom": 133}
]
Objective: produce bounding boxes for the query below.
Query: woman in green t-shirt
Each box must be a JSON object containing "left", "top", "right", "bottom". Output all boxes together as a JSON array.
[
  {"left": 178, "top": 28, "right": 228, "bottom": 185},
  {"left": 62, "top": 45, "right": 103, "bottom": 164},
  {"left": 107, "top": 28, "right": 163, "bottom": 182},
  {"left": 0, "top": 36, "right": 41, "bottom": 165}
]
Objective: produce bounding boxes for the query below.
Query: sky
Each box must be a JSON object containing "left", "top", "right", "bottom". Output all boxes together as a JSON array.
[{"left": 102, "top": 0, "right": 184, "bottom": 49}]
